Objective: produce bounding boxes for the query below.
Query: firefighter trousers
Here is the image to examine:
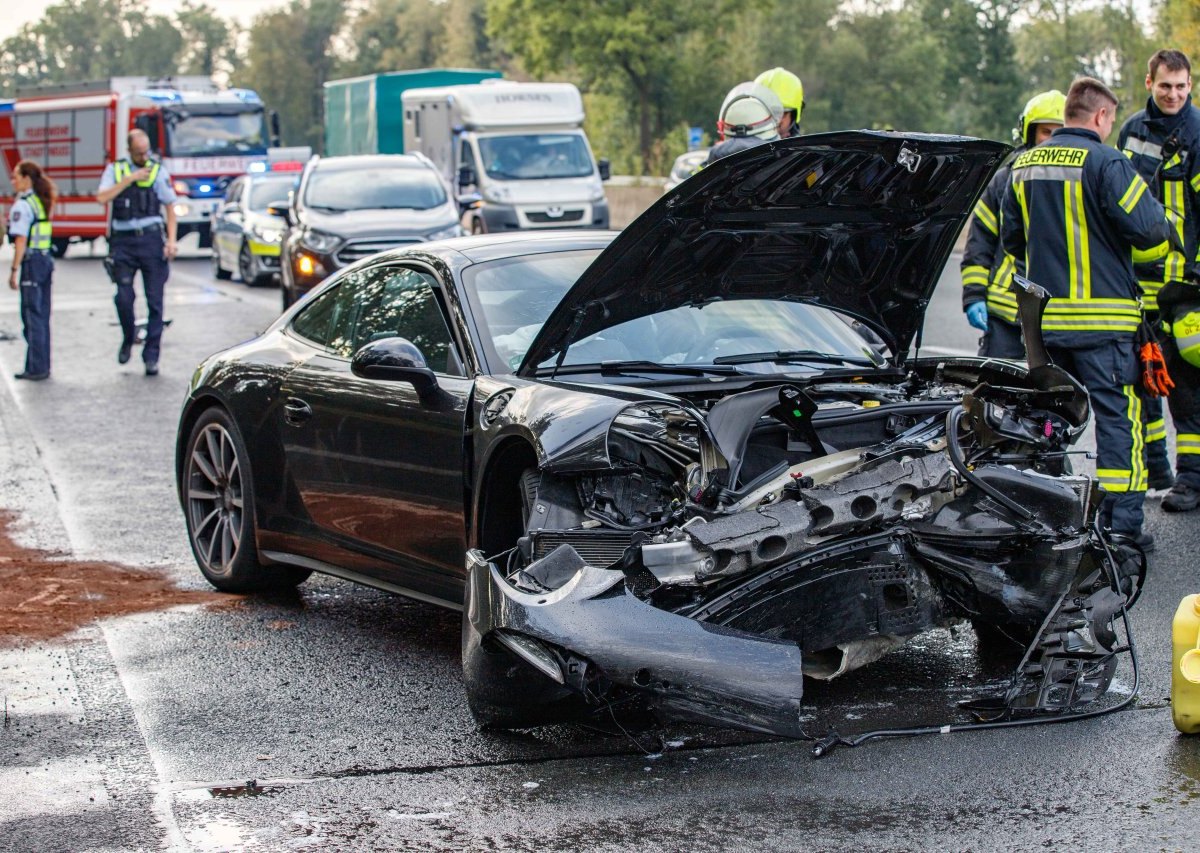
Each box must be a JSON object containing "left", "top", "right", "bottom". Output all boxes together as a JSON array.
[
  {"left": 1047, "top": 339, "right": 1146, "bottom": 536},
  {"left": 1165, "top": 338, "right": 1200, "bottom": 491},
  {"left": 977, "top": 316, "right": 1024, "bottom": 359}
]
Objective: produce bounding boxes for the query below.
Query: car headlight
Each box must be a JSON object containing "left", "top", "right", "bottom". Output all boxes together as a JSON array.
[
  {"left": 300, "top": 229, "right": 340, "bottom": 253},
  {"left": 589, "top": 184, "right": 606, "bottom": 202},
  {"left": 426, "top": 223, "right": 464, "bottom": 241},
  {"left": 252, "top": 224, "right": 283, "bottom": 244},
  {"left": 483, "top": 185, "right": 512, "bottom": 204}
]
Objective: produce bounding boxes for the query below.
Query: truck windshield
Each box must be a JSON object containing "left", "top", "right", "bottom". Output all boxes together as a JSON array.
[
  {"left": 168, "top": 111, "right": 268, "bottom": 157},
  {"left": 304, "top": 167, "right": 448, "bottom": 211},
  {"left": 477, "top": 134, "right": 594, "bottom": 180}
]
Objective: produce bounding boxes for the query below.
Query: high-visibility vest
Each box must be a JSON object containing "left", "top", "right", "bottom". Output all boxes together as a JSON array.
[{"left": 23, "top": 192, "right": 51, "bottom": 251}]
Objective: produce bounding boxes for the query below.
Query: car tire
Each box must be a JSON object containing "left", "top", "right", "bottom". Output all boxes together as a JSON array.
[
  {"left": 50, "top": 238, "right": 69, "bottom": 259},
  {"left": 183, "top": 407, "right": 310, "bottom": 593},
  {"left": 238, "top": 241, "right": 262, "bottom": 286},
  {"left": 211, "top": 245, "right": 233, "bottom": 280},
  {"left": 462, "top": 468, "right": 587, "bottom": 730}
]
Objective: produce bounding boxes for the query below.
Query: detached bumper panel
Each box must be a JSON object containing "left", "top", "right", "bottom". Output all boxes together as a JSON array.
[{"left": 465, "top": 548, "right": 807, "bottom": 737}]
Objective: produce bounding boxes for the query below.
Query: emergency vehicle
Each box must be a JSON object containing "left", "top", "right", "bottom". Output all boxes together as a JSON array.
[{"left": 0, "top": 76, "right": 277, "bottom": 255}]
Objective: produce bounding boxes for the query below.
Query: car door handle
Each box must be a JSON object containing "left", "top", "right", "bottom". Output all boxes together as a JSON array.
[{"left": 283, "top": 397, "right": 312, "bottom": 426}]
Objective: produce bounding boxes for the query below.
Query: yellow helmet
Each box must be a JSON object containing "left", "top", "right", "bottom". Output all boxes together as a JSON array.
[
  {"left": 755, "top": 67, "right": 804, "bottom": 123},
  {"left": 1016, "top": 90, "right": 1066, "bottom": 146}
]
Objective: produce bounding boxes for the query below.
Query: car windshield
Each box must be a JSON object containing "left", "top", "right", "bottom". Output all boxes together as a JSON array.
[
  {"left": 477, "top": 133, "right": 594, "bottom": 180},
  {"left": 465, "top": 250, "right": 883, "bottom": 373},
  {"left": 248, "top": 177, "right": 297, "bottom": 211},
  {"left": 304, "top": 166, "right": 448, "bottom": 211},
  {"left": 168, "top": 110, "right": 268, "bottom": 157}
]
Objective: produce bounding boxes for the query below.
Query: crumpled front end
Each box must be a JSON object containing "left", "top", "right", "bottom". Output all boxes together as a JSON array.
[{"left": 464, "top": 359, "right": 1142, "bottom": 737}]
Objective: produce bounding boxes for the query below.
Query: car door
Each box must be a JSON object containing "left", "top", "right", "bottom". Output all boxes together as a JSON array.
[
  {"left": 279, "top": 262, "right": 472, "bottom": 596},
  {"left": 213, "top": 178, "right": 243, "bottom": 267}
]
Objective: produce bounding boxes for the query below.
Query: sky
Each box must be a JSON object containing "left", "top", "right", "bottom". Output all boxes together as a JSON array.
[{"left": 0, "top": 0, "right": 287, "bottom": 41}]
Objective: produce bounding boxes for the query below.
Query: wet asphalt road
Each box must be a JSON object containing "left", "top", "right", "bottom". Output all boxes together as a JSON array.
[{"left": 0, "top": 240, "right": 1199, "bottom": 851}]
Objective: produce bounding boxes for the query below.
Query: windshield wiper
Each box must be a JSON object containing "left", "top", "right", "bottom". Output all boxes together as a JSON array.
[
  {"left": 713, "top": 349, "right": 880, "bottom": 367},
  {"left": 533, "top": 360, "right": 745, "bottom": 378}
]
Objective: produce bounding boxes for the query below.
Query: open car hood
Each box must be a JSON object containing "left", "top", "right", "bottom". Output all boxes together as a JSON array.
[{"left": 517, "top": 131, "right": 1009, "bottom": 374}]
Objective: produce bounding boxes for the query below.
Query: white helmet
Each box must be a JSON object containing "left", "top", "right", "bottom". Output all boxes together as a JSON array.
[{"left": 718, "top": 82, "right": 783, "bottom": 141}]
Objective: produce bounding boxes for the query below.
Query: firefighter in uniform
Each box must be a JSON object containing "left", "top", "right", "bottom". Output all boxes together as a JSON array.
[
  {"left": 703, "top": 82, "right": 784, "bottom": 166},
  {"left": 961, "top": 90, "right": 1065, "bottom": 358},
  {"left": 1001, "top": 77, "right": 1175, "bottom": 549},
  {"left": 96, "top": 129, "right": 178, "bottom": 376},
  {"left": 7, "top": 160, "right": 57, "bottom": 381},
  {"left": 755, "top": 67, "right": 804, "bottom": 138},
  {"left": 1118, "top": 48, "right": 1200, "bottom": 511}
]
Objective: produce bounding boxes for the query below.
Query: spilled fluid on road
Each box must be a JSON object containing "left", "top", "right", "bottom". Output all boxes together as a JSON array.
[{"left": 0, "top": 510, "right": 223, "bottom": 644}]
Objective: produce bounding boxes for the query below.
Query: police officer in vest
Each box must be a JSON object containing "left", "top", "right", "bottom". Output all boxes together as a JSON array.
[
  {"left": 1001, "top": 77, "right": 1177, "bottom": 552},
  {"left": 7, "top": 159, "right": 58, "bottom": 381},
  {"left": 961, "top": 90, "right": 1065, "bottom": 358},
  {"left": 96, "top": 129, "right": 178, "bottom": 376},
  {"left": 1118, "top": 48, "right": 1200, "bottom": 511}
]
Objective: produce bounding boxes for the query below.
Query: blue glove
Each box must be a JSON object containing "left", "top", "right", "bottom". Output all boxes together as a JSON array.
[{"left": 966, "top": 302, "right": 988, "bottom": 331}]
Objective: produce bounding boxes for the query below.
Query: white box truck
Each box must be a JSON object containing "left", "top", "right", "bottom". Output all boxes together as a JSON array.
[{"left": 401, "top": 81, "right": 610, "bottom": 233}]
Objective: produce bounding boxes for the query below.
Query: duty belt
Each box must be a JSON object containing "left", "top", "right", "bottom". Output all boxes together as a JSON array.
[{"left": 111, "top": 223, "right": 163, "bottom": 238}]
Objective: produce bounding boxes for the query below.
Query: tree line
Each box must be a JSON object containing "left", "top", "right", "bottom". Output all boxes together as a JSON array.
[{"left": 2, "top": 0, "right": 1198, "bottom": 175}]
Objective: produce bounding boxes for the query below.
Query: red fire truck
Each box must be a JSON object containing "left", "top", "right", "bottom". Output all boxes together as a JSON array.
[{"left": 0, "top": 76, "right": 277, "bottom": 256}]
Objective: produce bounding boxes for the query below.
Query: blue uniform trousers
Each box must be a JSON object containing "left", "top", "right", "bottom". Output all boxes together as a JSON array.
[
  {"left": 19, "top": 251, "right": 53, "bottom": 376},
  {"left": 1047, "top": 339, "right": 1146, "bottom": 537},
  {"left": 110, "top": 228, "right": 168, "bottom": 364},
  {"left": 978, "top": 316, "right": 1024, "bottom": 359}
]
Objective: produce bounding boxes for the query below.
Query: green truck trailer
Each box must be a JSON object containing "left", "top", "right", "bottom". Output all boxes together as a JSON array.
[{"left": 323, "top": 68, "right": 502, "bottom": 156}]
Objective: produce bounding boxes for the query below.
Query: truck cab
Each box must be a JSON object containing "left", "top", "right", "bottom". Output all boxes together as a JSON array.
[{"left": 401, "top": 81, "right": 609, "bottom": 234}]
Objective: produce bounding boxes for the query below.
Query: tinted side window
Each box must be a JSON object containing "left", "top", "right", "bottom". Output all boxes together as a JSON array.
[
  {"left": 355, "top": 267, "right": 460, "bottom": 375},
  {"left": 290, "top": 283, "right": 344, "bottom": 347}
]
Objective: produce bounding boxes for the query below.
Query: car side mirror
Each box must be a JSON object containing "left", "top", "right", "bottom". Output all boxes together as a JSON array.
[
  {"left": 457, "top": 165, "right": 476, "bottom": 188},
  {"left": 265, "top": 201, "right": 292, "bottom": 224},
  {"left": 269, "top": 110, "right": 281, "bottom": 148},
  {"left": 598, "top": 158, "right": 611, "bottom": 181},
  {"left": 352, "top": 337, "right": 438, "bottom": 396}
]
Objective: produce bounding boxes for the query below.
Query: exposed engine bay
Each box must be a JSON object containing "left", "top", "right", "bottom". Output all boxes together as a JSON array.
[{"left": 464, "top": 356, "right": 1144, "bottom": 745}]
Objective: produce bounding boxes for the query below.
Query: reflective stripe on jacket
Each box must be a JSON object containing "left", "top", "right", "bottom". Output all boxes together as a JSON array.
[
  {"left": 1117, "top": 98, "right": 1200, "bottom": 311},
  {"left": 961, "top": 155, "right": 1021, "bottom": 324},
  {"left": 1001, "top": 127, "right": 1173, "bottom": 348}
]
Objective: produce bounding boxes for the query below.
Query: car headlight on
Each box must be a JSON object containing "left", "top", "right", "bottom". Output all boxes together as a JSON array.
[
  {"left": 426, "top": 223, "right": 464, "bottom": 241},
  {"left": 252, "top": 224, "right": 283, "bottom": 244},
  {"left": 300, "top": 228, "right": 340, "bottom": 253}
]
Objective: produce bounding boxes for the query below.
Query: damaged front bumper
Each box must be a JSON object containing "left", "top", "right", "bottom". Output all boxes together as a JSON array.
[{"left": 463, "top": 548, "right": 808, "bottom": 737}]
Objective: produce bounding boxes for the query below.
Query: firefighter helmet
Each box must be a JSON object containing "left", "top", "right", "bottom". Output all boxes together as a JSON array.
[
  {"left": 754, "top": 67, "right": 804, "bottom": 124},
  {"left": 1172, "top": 304, "right": 1200, "bottom": 368},
  {"left": 1016, "top": 90, "right": 1066, "bottom": 146},
  {"left": 718, "top": 82, "right": 783, "bottom": 141}
]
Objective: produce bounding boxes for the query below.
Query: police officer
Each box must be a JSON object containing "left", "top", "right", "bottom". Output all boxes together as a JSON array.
[
  {"left": 7, "top": 160, "right": 57, "bottom": 381},
  {"left": 1001, "top": 77, "right": 1176, "bottom": 550},
  {"left": 703, "top": 82, "right": 784, "bottom": 166},
  {"left": 961, "top": 90, "right": 1065, "bottom": 358},
  {"left": 96, "top": 129, "right": 178, "bottom": 376},
  {"left": 1118, "top": 48, "right": 1200, "bottom": 510},
  {"left": 755, "top": 67, "right": 804, "bottom": 138}
]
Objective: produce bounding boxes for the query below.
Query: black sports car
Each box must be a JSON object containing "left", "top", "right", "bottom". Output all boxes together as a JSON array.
[{"left": 176, "top": 132, "right": 1142, "bottom": 739}]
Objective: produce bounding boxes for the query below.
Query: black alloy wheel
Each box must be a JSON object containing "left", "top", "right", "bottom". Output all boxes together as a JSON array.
[
  {"left": 183, "top": 408, "right": 309, "bottom": 592},
  {"left": 238, "top": 241, "right": 259, "bottom": 286},
  {"left": 211, "top": 244, "right": 232, "bottom": 280}
]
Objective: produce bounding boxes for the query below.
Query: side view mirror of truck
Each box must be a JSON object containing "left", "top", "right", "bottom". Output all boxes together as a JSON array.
[
  {"left": 269, "top": 111, "right": 281, "bottom": 148},
  {"left": 457, "top": 165, "right": 477, "bottom": 188},
  {"left": 598, "top": 158, "right": 611, "bottom": 181}
]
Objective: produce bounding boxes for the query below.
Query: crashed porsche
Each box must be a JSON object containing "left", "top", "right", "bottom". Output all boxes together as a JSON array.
[{"left": 463, "top": 133, "right": 1142, "bottom": 738}]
